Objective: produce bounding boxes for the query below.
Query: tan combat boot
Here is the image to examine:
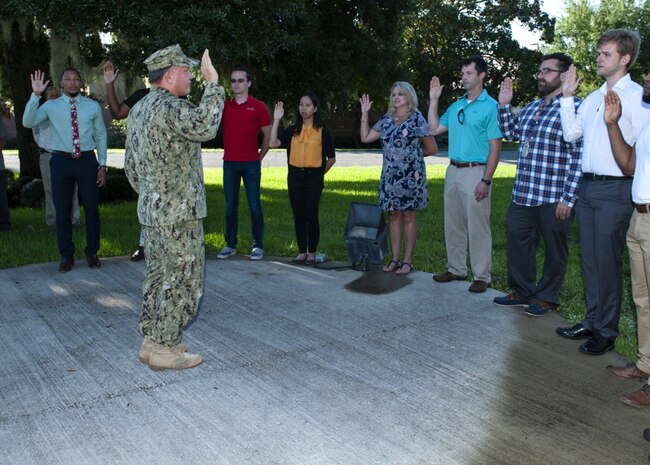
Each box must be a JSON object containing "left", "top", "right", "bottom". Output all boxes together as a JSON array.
[
  {"left": 148, "top": 342, "right": 203, "bottom": 371},
  {"left": 139, "top": 336, "right": 188, "bottom": 364}
]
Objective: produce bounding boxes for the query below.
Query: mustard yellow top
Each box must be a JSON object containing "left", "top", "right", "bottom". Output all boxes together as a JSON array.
[{"left": 289, "top": 126, "right": 323, "bottom": 168}]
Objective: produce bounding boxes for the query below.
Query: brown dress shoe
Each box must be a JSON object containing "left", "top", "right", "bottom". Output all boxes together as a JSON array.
[
  {"left": 433, "top": 271, "right": 467, "bottom": 283},
  {"left": 86, "top": 254, "right": 101, "bottom": 269},
  {"left": 468, "top": 280, "right": 490, "bottom": 293},
  {"left": 58, "top": 257, "right": 74, "bottom": 273},
  {"left": 620, "top": 384, "right": 650, "bottom": 408},
  {"left": 607, "top": 363, "right": 650, "bottom": 380}
]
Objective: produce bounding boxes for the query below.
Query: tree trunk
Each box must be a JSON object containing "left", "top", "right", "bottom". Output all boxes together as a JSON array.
[{"left": 0, "top": 18, "right": 50, "bottom": 179}]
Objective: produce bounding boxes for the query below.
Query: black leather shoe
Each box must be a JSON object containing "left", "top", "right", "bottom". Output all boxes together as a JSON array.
[
  {"left": 131, "top": 246, "right": 145, "bottom": 262},
  {"left": 58, "top": 257, "right": 74, "bottom": 273},
  {"left": 86, "top": 254, "right": 101, "bottom": 269},
  {"left": 556, "top": 323, "right": 594, "bottom": 340},
  {"left": 579, "top": 335, "right": 615, "bottom": 355}
]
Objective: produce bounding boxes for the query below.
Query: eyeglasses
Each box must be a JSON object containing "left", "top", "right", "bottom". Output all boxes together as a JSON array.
[
  {"left": 535, "top": 67, "right": 561, "bottom": 77},
  {"left": 230, "top": 78, "right": 247, "bottom": 83},
  {"left": 457, "top": 108, "right": 465, "bottom": 125}
]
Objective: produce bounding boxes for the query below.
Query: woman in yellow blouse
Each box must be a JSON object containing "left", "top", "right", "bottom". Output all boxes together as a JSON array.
[{"left": 269, "top": 92, "right": 336, "bottom": 263}]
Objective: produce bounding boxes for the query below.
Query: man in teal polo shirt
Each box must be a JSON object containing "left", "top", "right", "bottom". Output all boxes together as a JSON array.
[{"left": 428, "top": 56, "right": 502, "bottom": 293}]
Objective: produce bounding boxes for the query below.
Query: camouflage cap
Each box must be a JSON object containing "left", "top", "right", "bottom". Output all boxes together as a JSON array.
[{"left": 143, "top": 44, "right": 199, "bottom": 72}]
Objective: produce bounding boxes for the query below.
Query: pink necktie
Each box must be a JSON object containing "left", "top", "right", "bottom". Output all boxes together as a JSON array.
[{"left": 70, "top": 98, "right": 81, "bottom": 159}]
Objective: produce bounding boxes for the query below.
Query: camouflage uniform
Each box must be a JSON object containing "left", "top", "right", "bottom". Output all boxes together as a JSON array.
[{"left": 125, "top": 47, "right": 224, "bottom": 346}]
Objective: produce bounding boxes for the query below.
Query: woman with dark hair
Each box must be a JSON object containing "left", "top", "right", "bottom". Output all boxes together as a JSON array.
[
  {"left": 359, "top": 82, "right": 437, "bottom": 275},
  {"left": 269, "top": 91, "right": 336, "bottom": 264}
]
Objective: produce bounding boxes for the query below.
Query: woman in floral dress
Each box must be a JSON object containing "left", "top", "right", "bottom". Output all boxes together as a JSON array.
[{"left": 359, "top": 82, "right": 437, "bottom": 274}]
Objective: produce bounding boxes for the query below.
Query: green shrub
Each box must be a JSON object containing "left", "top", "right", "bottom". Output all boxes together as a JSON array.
[
  {"left": 100, "top": 173, "right": 137, "bottom": 203},
  {"left": 20, "top": 179, "right": 44, "bottom": 207}
]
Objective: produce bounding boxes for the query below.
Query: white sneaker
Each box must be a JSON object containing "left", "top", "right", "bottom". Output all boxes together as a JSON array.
[
  {"left": 250, "top": 247, "right": 263, "bottom": 260},
  {"left": 217, "top": 246, "right": 236, "bottom": 259}
]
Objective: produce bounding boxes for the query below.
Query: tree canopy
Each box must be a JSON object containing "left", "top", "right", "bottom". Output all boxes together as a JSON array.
[
  {"left": 1, "top": 1, "right": 564, "bottom": 176},
  {"left": 402, "top": 0, "right": 555, "bottom": 110},
  {"left": 552, "top": 0, "right": 649, "bottom": 96}
]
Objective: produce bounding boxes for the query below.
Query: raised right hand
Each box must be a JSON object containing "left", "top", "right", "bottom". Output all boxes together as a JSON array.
[
  {"left": 274, "top": 101, "right": 284, "bottom": 120},
  {"left": 603, "top": 90, "right": 622, "bottom": 125},
  {"left": 498, "top": 77, "right": 514, "bottom": 106},
  {"left": 561, "top": 64, "right": 580, "bottom": 97},
  {"left": 429, "top": 77, "right": 444, "bottom": 101},
  {"left": 200, "top": 49, "right": 218, "bottom": 83},
  {"left": 360, "top": 94, "right": 372, "bottom": 113},
  {"left": 103, "top": 61, "right": 119, "bottom": 85},
  {"left": 30, "top": 70, "right": 49, "bottom": 97}
]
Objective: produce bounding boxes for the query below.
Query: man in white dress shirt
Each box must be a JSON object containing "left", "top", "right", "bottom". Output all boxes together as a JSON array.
[
  {"left": 603, "top": 73, "right": 650, "bottom": 407},
  {"left": 557, "top": 28, "right": 650, "bottom": 355}
]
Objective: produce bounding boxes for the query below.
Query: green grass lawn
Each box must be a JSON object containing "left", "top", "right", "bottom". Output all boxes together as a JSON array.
[{"left": 0, "top": 164, "right": 639, "bottom": 359}]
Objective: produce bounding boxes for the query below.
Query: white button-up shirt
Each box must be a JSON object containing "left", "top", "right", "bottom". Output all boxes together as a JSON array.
[
  {"left": 560, "top": 74, "right": 650, "bottom": 176},
  {"left": 633, "top": 119, "right": 650, "bottom": 204}
]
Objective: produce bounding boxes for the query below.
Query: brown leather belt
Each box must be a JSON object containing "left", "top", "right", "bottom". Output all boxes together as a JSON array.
[
  {"left": 635, "top": 204, "right": 650, "bottom": 213},
  {"left": 449, "top": 160, "right": 486, "bottom": 168}
]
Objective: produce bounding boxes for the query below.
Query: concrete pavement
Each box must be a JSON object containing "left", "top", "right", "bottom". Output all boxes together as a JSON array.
[{"left": 1, "top": 256, "right": 648, "bottom": 465}]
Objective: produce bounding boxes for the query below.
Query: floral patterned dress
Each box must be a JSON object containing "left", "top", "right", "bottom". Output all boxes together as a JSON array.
[{"left": 372, "top": 112, "right": 429, "bottom": 211}]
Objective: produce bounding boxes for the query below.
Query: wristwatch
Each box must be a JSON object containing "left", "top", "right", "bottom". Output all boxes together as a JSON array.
[{"left": 481, "top": 178, "right": 492, "bottom": 186}]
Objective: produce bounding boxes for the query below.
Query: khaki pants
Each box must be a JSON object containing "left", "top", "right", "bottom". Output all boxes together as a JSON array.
[
  {"left": 443, "top": 164, "right": 492, "bottom": 282},
  {"left": 628, "top": 211, "right": 650, "bottom": 376},
  {"left": 40, "top": 151, "right": 79, "bottom": 226}
]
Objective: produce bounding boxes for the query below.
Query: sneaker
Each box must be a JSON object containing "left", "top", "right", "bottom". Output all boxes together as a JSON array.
[
  {"left": 250, "top": 247, "right": 263, "bottom": 260},
  {"left": 525, "top": 299, "right": 557, "bottom": 316},
  {"left": 131, "top": 246, "right": 145, "bottom": 262},
  {"left": 217, "top": 246, "right": 236, "bottom": 259},
  {"left": 493, "top": 293, "right": 530, "bottom": 307}
]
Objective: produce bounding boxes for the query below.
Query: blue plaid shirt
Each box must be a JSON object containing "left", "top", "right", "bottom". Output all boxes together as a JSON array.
[{"left": 498, "top": 95, "right": 583, "bottom": 207}]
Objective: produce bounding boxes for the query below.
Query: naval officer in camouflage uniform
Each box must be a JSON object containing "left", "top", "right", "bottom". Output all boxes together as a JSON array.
[{"left": 125, "top": 45, "right": 224, "bottom": 370}]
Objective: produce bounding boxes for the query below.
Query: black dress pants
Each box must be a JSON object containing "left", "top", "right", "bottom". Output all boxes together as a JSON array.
[
  {"left": 51, "top": 152, "right": 100, "bottom": 258},
  {"left": 576, "top": 178, "right": 633, "bottom": 339},
  {"left": 506, "top": 201, "right": 573, "bottom": 305},
  {"left": 288, "top": 168, "right": 324, "bottom": 253}
]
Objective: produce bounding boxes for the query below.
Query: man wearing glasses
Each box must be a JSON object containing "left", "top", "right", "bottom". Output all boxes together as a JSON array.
[
  {"left": 557, "top": 29, "right": 650, "bottom": 355},
  {"left": 493, "top": 53, "right": 582, "bottom": 316},
  {"left": 428, "top": 56, "right": 502, "bottom": 293},
  {"left": 217, "top": 65, "right": 271, "bottom": 261}
]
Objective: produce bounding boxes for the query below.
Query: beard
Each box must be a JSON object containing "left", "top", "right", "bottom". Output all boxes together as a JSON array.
[
  {"left": 538, "top": 79, "right": 561, "bottom": 97},
  {"left": 643, "top": 93, "right": 650, "bottom": 104}
]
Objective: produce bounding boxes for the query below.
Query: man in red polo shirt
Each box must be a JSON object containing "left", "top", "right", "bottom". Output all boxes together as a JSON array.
[{"left": 218, "top": 65, "right": 271, "bottom": 260}]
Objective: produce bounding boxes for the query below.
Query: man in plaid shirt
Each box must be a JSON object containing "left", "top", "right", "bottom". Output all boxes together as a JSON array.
[{"left": 494, "top": 53, "right": 582, "bottom": 316}]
